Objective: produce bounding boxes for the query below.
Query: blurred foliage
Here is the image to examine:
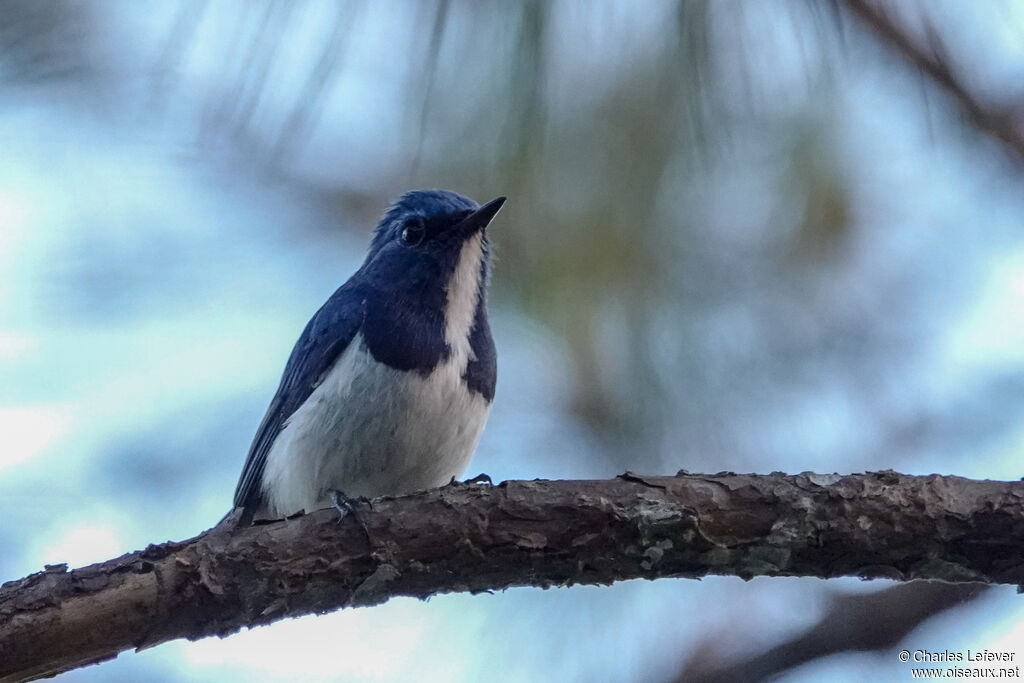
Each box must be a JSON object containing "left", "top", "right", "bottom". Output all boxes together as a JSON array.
[
  {"left": 0, "top": 0, "right": 99, "bottom": 84},
  {"left": 3, "top": 0, "right": 1019, "bottom": 470}
]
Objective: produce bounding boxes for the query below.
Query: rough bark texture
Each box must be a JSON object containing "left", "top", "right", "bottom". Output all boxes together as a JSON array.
[{"left": 2, "top": 472, "right": 1024, "bottom": 681}]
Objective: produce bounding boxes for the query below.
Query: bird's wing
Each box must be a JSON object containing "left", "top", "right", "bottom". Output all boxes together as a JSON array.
[{"left": 233, "top": 282, "right": 365, "bottom": 512}]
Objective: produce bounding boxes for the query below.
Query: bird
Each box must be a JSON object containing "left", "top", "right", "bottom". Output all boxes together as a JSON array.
[{"left": 231, "top": 189, "right": 504, "bottom": 523}]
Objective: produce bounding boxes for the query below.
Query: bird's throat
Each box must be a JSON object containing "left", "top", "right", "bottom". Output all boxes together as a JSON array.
[{"left": 444, "top": 232, "right": 485, "bottom": 371}]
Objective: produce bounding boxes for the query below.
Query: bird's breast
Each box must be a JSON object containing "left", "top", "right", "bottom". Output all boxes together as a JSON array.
[{"left": 260, "top": 332, "right": 491, "bottom": 517}]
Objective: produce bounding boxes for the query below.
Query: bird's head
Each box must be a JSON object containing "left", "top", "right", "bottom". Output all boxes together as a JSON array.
[
  {"left": 368, "top": 190, "right": 504, "bottom": 263},
  {"left": 361, "top": 190, "right": 504, "bottom": 299},
  {"left": 357, "top": 190, "right": 505, "bottom": 370}
]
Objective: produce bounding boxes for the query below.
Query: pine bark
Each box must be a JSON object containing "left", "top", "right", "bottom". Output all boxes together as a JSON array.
[{"left": 2, "top": 472, "right": 1023, "bottom": 681}]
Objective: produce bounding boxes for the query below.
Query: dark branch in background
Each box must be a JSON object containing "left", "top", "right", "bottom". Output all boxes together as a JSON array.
[
  {"left": 840, "top": 0, "right": 1024, "bottom": 164},
  {"left": 675, "top": 581, "right": 988, "bottom": 683},
  {"left": 3, "top": 471, "right": 1024, "bottom": 682}
]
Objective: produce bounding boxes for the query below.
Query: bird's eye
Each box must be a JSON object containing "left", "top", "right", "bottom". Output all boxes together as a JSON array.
[{"left": 401, "top": 221, "right": 426, "bottom": 246}]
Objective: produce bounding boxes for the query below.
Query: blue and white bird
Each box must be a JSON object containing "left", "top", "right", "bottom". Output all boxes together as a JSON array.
[{"left": 232, "top": 190, "right": 504, "bottom": 522}]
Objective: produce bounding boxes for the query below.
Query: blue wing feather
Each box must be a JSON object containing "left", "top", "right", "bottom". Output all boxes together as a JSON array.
[{"left": 233, "top": 281, "right": 365, "bottom": 511}]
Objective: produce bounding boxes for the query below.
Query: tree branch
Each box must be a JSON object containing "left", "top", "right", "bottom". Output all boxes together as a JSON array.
[
  {"left": 840, "top": 0, "right": 1024, "bottom": 164},
  {"left": 3, "top": 471, "right": 1023, "bottom": 681}
]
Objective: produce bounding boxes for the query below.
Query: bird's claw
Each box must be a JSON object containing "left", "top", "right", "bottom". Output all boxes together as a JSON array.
[
  {"left": 330, "top": 489, "right": 357, "bottom": 518},
  {"left": 329, "top": 489, "right": 371, "bottom": 544}
]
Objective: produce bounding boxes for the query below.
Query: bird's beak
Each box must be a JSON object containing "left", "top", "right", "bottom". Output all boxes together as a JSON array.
[{"left": 456, "top": 196, "right": 506, "bottom": 239}]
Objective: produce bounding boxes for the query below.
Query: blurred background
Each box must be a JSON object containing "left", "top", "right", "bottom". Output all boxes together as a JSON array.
[{"left": 2, "top": 0, "right": 1024, "bottom": 680}]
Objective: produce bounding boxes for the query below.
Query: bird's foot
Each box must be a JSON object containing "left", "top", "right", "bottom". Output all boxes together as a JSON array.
[
  {"left": 446, "top": 473, "right": 493, "bottom": 487},
  {"left": 330, "top": 489, "right": 357, "bottom": 519},
  {"left": 329, "top": 489, "right": 371, "bottom": 544}
]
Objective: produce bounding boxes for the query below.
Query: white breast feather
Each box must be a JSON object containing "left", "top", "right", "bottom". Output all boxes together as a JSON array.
[{"left": 444, "top": 232, "right": 484, "bottom": 368}]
